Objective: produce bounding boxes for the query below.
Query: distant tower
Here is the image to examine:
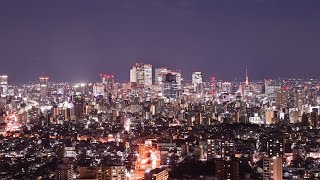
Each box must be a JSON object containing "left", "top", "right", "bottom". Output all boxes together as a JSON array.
[
  {"left": 130, "top": 67, "right": 137, "bottom": 83},
  {"left": 211, "top": 76, "right": 217, "bottom": 96},
  {"left": 161, "top": 72, "right": 179, "bottom": 99},
  {"left": 155, "top": 67, "right": 168, "bottom": 85},
  {"left": 39, "top": 76, "right": 49, "bottom": 101},
  {"left": 192, "top": 72, "right": 203, "bottom": 93},
  {"left": 100, "top": 74, "right": 114, "bottom": 95},
  {"left": 245, "top": 69, "right": 249, "bottom": 86},
  {"left": 73, "top": 95, "right": 85, "bottom": 118},
  {"left": 0, "top": 75, "right": 8, "bottom": 97}
]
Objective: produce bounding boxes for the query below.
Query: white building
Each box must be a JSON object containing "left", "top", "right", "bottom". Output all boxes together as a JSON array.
[
  {"left": 143, "top": 64, "right": 153, "bottom": 86},
  {"left": 92, "top": 83, "right": 105, "bottom": 96},
  {"left": 155, "top": 67, "right": 168, "bottom": 85},
  {"left": 130, "top": 67, "right": 137, "bottom": 82},
  {"left": 130, "top": 63, "right": 153, "bottom": 88},
  {"left": 221, "top": 82, "right": 232, "bottom": 93},
  {"left": 0, "top": 75, "right": 8, "bottom": 97},
  {"left": 265, "top": 80, "right": 281, "bottom": 97},
  {"left": 192, "top": 72, "right": 202, "bottom": 85},
  {"left": 192, "top": 72, "right": 202, "bottom": 92},
  {"left": 172, "top": 71, "right": 182, "bottom": 89}
]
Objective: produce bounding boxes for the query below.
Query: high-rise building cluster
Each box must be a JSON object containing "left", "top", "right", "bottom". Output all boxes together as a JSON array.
[
  {"left": 130, "top": 63, "right": 153, "bottom": 89},
  {"left": 1, "top": 63, "right": 320, "bottom": 180}
]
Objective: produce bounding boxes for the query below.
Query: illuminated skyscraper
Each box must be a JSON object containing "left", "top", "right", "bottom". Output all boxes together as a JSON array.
[
  {"left": 155, "top": 67, "right": 168, "bottom": 85},
  {"left": 39, "top": 76, "right": 49, "bottom": 101},
  {"left": 130, "top": 67, "right": 137, "bottom": 83},
  {"left": 100, "top": 74, "right": 115, "bottom": 95},
  {"left": 155, "top": 68, "right": 182, "bottom": 90},
  {"left": 192, "top": 72, "right": 202, "bottom": 92},
  {"left": 161, "top": 72, "right": 179, "bottom": 99},
  {"left": 136, "top": 63, "right": 145, "bottom": 88},
  {"left": 0, "top": 75, "right": 8, "bottom": 97},
  {"left": 171, "top": 70, "right": 182, "bottom": 89},
  {"left": 130, "top": 63, "right": 153, "bottom": 88},
  {"left": 221, "top": 82, "right": 232, "bottom": 93},
  {"left": 265, "top": 80, "right": 281, "bottom": 98},
  {"left": 192, "top": 72, "right": 202, "bottom": 85},
  {"left": 143, "top": 64, "right": 153, "bottom": 86},
  {"left": 210, "top": 76, "right": 217, "bottom": 96},
  {"left": 73, "top": 95, "right": 85, "bottom": 118},
  {"left": 92, "top": 83, "right": 104, "bottom": 96},
  {"left": 276, "top": 88, "right": 290, "bottom": 108},
  {"left": 241, "top": 69, "right": 251, "bottom": 96}
]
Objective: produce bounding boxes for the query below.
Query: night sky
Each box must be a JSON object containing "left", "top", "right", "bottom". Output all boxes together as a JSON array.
[{"left": 1, "top": 0, "right": 320, "bottom": 82}]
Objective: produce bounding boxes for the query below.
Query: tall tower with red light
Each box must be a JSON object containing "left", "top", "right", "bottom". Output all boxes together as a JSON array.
[{"left": 245, "top": 68, "right": 249, "bottom": 86}]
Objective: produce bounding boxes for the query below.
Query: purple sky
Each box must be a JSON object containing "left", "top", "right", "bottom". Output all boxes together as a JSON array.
[{"left": 0, "top": 0, "right": 320, "bottom": 82}]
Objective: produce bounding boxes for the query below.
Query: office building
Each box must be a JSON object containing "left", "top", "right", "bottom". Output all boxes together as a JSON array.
[
  {"left": 207, "top": 138, "right": 216, "bottom": 159},
  {"left": 130, "top": 63, "right": 153, "bottom": 88},
  {"left": 0, "top": 75, "right": 8, "bottom": 97},
  {"left": 55, "top": 158, "right": 73, "bottom": 180},
  {"left": 265, "top": 109, "right": 278, "bottom": 125},
  {"left": 143, "top": 64, "right": 153, "bottom": 86},
  {"left": 155, "top": 68, "right": 182, "bottom": 90},
  {"left": 263, "top": 157, "right": 283, "bottom": 180},
  {"left": 192, "top": 72, "right": 202, "bottom": 85},
  {"left": 79, "top": 166, "right": 126, "bottom": 180},
  {"left": 210, "top": 77, "right": 217, "bottom": 96},
  {"left": 207, "top": 139, "right": 235, "bottom": 160},
  {"left": 192, "top": 72, "right": 202, "bottom": 92},
  {"left": 78, "top": 167, "right": 102, "bottom": 180},
  {"left": 93, "top": 83, "right": 105, "bottom": 96},
  {"left": 102, "top": 166, "right": 126, "bottom": 180},
  {"left": 100, "top": 74, "right": 115, "bottom": 94},
  {"left": 144, "top": 168, "right": 169, "bottom": 180},
  {"left": 171, "top": 70, "right": 182, "bottom": 89},
  {"left": 155, "top": 67, "right": 168, "bottom": 85},
  {"left": 267, "top": 137, "right": 284, "bottom": 157},
  {"left": 221, "top": 82, "right": 232, "bottom": 93},
  {"left": 276, "top": 89, "right": 290, "bottom": 108},
  {"left": 265, "top": 80, "right": 281, "bottom": 98},
  {"left": 130, "top": 67, "right": 137, "bottom": 83},
  {"left": 39, "top": 76, "right": 49, "bottom": 101},
  {"left": 73, "top": 95, "right": 85, "bottom": 118},
  {"left": 161, "top": 72, "right": 179, "bottom": 99},
  {"left": 214, "top": 158, "right": 240, "bottom": 180}
]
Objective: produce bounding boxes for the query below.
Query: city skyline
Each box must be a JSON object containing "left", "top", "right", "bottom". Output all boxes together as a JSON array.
[
  {"left": 1, "top": 0, "right": 320, "bottom": 82},
  {"left": 0, "top": 63, "right": 319, "bottom": 84},
  {"left": 3, "top": 1, "right": 320, "bottom": 180}
]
